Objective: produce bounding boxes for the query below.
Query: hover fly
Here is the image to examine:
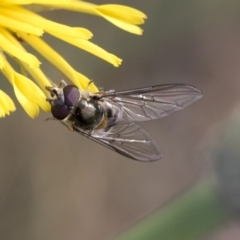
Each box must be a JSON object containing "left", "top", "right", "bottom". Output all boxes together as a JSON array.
[{"left": 46, "top": 81, "right": 202, "bottom": 161}]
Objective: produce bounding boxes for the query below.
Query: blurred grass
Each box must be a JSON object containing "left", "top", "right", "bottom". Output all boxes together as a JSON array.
[{"left": 114, "top": 182, "right": 228, "bottom": 240}]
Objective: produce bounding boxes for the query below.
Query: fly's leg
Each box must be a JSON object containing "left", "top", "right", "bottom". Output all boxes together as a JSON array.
[
  {"left": 66, "top": 125, "right": 74, "bottom": 132},
  {"left": 46, "top": 96, "right": 57, "bottom": 104},
  {"left": 96, "top": 89, "right": 115, "bottom": 99},
  {"left": 86, "top": 80, "right": 103, "bottom": 95},
  {"left": 86, "top": 80, "right": 95, "bottom": 91},
  {"left": 46, "top": 80, "right": 67, "bottom": 104},
  {"left": 103, "top": 89, "right": 115, "bottom": 94},
  {"left": 58, "top": 80, "right": 67, "bottom": 88},
  {"left": 60, "top": 119, "right": 75, "bottom": 132},
  {"left": 45, "top": 117, "right": 58, "bottom": 121}
]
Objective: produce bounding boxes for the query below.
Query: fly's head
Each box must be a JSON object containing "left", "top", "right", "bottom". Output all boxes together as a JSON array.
[{"left": 46, "top": 84, "right": 80, "bottom": 120}]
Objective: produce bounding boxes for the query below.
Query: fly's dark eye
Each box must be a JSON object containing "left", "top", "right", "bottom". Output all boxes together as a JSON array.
[
  {"left": 51, "top": 105, "right": 70, "bottom": 120},
  {"left": 63, "top": 85, "right": 80, "bottom": 107}
]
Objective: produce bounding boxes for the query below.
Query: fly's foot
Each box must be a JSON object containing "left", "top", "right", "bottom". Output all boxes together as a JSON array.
[
  {"left": 62, "top": 121, "right": 74, "bottom": 132},
  {"left": 67, "top": 125, "right": 74, "bottom": 132},
  {"left": 86, "top": 80, "right": 95, "bottom": 91},
  {"left": 46, "top": 96, "right": 57, "bottom": 103},
  {"left": 46, "top": 80, "right": 67, "bottom": 93},
  {"left": 58, "top": 80, "right": 67, "bottom": 88}
]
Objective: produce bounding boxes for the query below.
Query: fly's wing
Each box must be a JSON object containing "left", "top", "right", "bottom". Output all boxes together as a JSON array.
[
  {"left": 72, "top": 122, "right": 162, "bottom": 162},
  {"left": 102, "top": 84, "right": 202, "bottom": 121}
]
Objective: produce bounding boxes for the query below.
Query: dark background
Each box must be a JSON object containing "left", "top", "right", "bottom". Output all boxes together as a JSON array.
[{"left": 1, "top": 1, "right": 240, "bottom": 239}]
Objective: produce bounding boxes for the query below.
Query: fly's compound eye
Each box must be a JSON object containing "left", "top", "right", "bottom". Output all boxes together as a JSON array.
[
  {"left": 50, "top": 84, "right": 80, "bottom": 120},
  {"left": 51, "top": 104, "right": 70, "bottom": 120},
  {"left": 63, "top": 85, "right": 80, "bottom": 107}
]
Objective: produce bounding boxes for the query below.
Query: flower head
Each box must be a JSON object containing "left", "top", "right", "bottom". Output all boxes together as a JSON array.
[{"left": 0, "top": 0, "right": 146, "bottom": 118}]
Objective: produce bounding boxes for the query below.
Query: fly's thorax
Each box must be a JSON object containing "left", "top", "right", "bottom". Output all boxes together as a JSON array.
[
  {"left": 69, "top": 97, "right": 104, "bottom": 131},
  {"left": 78, "top": 98, "right": 98, "bottom": 119}
]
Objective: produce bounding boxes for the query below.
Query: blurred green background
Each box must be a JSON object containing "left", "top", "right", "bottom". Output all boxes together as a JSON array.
[{"left": 1, "top": 0, "right": 240, "bottom": 239}]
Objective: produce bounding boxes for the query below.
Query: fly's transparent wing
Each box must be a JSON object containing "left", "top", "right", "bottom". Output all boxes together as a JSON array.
[
  {"left": 72, "top": 122, "right": 162, "bottom": 162},
  {"left": 103, "top": 84, "right": 202, "bottom": 121}
]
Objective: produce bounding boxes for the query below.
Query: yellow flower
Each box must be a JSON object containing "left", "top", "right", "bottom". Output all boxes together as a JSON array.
[{"left": 0, "top": 0, "right": 146, "bottom": 118}]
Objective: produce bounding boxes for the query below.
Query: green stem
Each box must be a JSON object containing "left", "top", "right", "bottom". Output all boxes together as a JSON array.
[{"left": 114, "top": 182, "right": 229, "bottom": 240}]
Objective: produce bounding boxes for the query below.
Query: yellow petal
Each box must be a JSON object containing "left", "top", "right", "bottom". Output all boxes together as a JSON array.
[
  {"left": 0, "top": 52, "right": 14, "bottom": 85},
  {"left": 3, "top": 0, "right": 69, "bottom": 4},
  {"left": 0, "top": 28, "right": 51, "bottom": 92},
  {"left": 49, "top": 32, "right": 122, "bottom": 67},
  {"left": 0, "top": 31, "right": 40, "bottom": 68},
  {"left": 24, "top": 67, "right": 52, "bottom": 96},
  {"left": 0, "top": 56, "right": 5, "bottom": 69},
  {"left": 14, "top": 72, "right": 50, "bottom": 112},
  {"left": 1, "top": 59, "right": 50, "bottom": 118},
  {"left": 75, "top": 72, "right": 99, "bottom": 93},
  {"left": 0, "top": 13, "right": 43, "bottom": 36},
  {"left": 0, "top": 108, "right": 6, "bottom": 118},
  {"left": 14, "top": 83, "right": 40, "bottom": 118},
  {"left": 0, "top": 6, "right": 92, "bottom": 40},
  {"left": 96, "top": 14, "right": 144, "bottom": 35},
  {"left": 16, "top": 32, "right": 98, "bottom": 92},
  {"left": 0, "top": 58, "right": 36, "bottom": 117},
  {"left": 18, "top": 32, "right": 86, "bottom": 88},
  {"left": 96, "top": 5, "right": 147, "bottom": 25},
  {"left": 37, "top": 1, "right": 147, "bottom": 35},
  {"left": 0, "top": 89, "right": 16, "bottom": 117}
]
